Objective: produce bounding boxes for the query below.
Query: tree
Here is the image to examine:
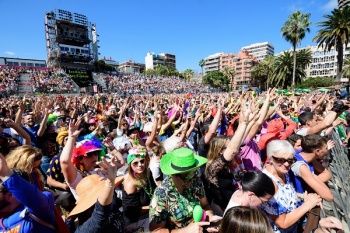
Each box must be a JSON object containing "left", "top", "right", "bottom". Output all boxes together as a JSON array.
[
  {"left": 295, "top": 77, "right": 334, "bottom": 88},
  {"left": 342, "top": 57, "right": 350, "bottom": 80},
  {"left": 251, "top": 55, "right": 275, "bottom": 90},
  {"left": 222, "top": 67, "right": 236, "bottom": 91},
  {"left": 183, "top": 69, "right": 195, "bottom": 80},
  {"left": 199, "top": 59, "right": 205, "bottom": 76},
  {"left": 281, "top": 10, "right": 311, "bottom": 87},
  {"left": 202, "top": 70, "right": 229, "bottom": 91},
  {"left": 269, "top": 49, "right": 311, "bottom": 88},
  {"left": 313, "top": 6, "right": 350, "bottom": 83}
]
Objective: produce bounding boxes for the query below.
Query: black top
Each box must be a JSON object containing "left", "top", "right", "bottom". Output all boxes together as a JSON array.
[
  {"left": 205, "top": 154, "right": 237, "bottom": 210},
  {"left": 122, "top": 173, "right": 157, "bottom": 225}
]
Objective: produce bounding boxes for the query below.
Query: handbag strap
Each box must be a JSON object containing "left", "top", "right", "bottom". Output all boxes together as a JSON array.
[{"left": 20, "top": 208, "right": 55, "bottom": 230}]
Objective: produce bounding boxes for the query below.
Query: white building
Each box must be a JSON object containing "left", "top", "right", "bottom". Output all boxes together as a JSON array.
[
  {"left": 0, "top": 57, "right": 46, "bottom": 67},
  {"left": 241, "top": 42, "right": 274, "bottom": 62},
  {"left": 204, "top": 52, "right": 223, "bottom": 74},
  {"left": 338, "top": 0, "right": 350, "bottom": 9},
  {"left": 145, "top": 52, "right": 176, "bottom": 70},
  {"left": 277, "top": 44, "right": 350, "bottom": 82}
]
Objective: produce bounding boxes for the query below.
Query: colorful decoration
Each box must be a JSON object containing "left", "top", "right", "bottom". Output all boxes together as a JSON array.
[
  {"left": 193, "top": 205, "right": 206, "bottom": 222},
  {"left": 72, "top": 139, "right": 105, "bottom": 167}
]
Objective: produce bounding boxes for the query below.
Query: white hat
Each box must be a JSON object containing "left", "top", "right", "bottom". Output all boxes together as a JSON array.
[{"left": 143, "top": 122, "right": 153, "bottom": 133}]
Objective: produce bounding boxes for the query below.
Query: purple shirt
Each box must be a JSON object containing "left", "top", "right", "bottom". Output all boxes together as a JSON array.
[{"left": 240, "top": 136, "right": 262, "bottom": 171}]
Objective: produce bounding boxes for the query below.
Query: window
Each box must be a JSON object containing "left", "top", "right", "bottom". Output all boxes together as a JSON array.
[
  {"left": 21, "top": 62, "right": 27, "bottom": 66},
  {"left": 27, "top": 63, "right": 33, "bottom": 66}
]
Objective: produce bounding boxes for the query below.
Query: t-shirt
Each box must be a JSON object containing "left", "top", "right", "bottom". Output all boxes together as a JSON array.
[
  {"left": 240, "top": 136, "right": 262, "bottom": 171},
  {"left": 295, "top": 127, "right": 308, "bottom": 136}
]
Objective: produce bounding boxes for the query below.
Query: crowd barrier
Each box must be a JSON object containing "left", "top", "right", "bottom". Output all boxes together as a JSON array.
[{"left": 323, "top": 127, "right": 350, "bottom": 230}]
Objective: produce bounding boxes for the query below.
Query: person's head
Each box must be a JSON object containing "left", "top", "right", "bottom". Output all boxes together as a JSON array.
[
  {"left": 113, "top": 136, "right": 131, "bottom": 154},
  {"left": 127, "top": 146, "right": 148, "bottom": 177},
  {"left": 56, "top": 127, "right": 69, "bottom": 147},
  {"left": 287, "top": 133, "right": 303, "bottom": 151},
  {"left": 220, "top": 206, "right": 273, "bottom": 233},
  {"left": 301, "top": 134, "right": 328, "bottom": 159},
  {"left": 108, "top": 105, "right": 117, "bottom": 116},
  {"left": 72, "top": 139, "right": 105, "bottom": 172},
  {"left": 266, "top": 140, "right": 296, "bottom": 174},
  {"left": 241, "top": 171, "right": 275, "bottom": 207},
  {"left": 23, "top": 114, "right": 34, "bottom": 127},
  {"left": 162, "top": 136, "right": 184, "bottom": 153},
  {"left": 150, "top": 144, "right": 166, "bottom": 159},
  {"left": 7, "top": 138, "right": 20, "bottom": 152},
  {"left": 298, "top": 112, "right": 317, "bottom": 127},
  {"left": 206, "top": 136, "right": 229, "bottom": 169},
  {"left": 120, "top": 119, "right": 129, "bottom": 131},
  {"left": 0, "top": 168, "right": 30, "bottom": 218},
  {"left": 127, "top": 125, "right": 140, "bottom": 140},
  {"left": 87, "top": 119, "right": 97, "bottom": 131},
  {"left": 6, "top": 145, "right": 43, "bottom": 174},
  {"left": 160, "top": 148, "right": 207, "bottom": 187}
]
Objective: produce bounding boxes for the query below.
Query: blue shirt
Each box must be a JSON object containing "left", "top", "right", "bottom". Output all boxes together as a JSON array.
[{"left": 1, "top": 173, "right": 55, "bottom": 233}]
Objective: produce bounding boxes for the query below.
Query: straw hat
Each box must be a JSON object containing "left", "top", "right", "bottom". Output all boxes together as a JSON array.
[
  {"left": 160, "top": 148, "right": 207, "bottom": 175},
  {"left": 67, "top": 174, "right": 124, "bottom": 219}
]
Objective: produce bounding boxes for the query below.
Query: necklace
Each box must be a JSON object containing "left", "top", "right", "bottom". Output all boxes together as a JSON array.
[{"left": 138, "top": 175, "right": 154, "bottom": 199}]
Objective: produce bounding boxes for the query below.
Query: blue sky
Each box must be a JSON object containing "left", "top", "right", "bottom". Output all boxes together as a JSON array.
[{"left": 0, "top": 0, "right": 338, "bottom": 72}]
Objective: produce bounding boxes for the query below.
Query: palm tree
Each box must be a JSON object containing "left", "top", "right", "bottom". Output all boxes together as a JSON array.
[
  {"left": 199, "top": 59, "right": 205, "bottom": 76},
  {"left": 183, "top": 69, "right": 195, "bottom": 80},
  {"left": 251, "top": 55, "right": 275, "bottom": 90},
  {"left": 342, "top": 57, "right": 350, "bottom": 80},
  {"left": 222, "top": 66, "right": 236, "bottom": 91},
  {"left": 270, "top": 50, "right": 311, "bottom": 88},
  {"left": 281, "top": 10, "right": 311, "bottom": 87},
  {"left": 313, "top": 6, "right": 350, "bottom": 83}
]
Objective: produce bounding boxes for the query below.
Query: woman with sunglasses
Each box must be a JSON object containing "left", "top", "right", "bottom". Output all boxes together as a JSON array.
[
  {"left": 122, "top": 145, "right": 156, "bottom": 231},
  {"left": 260, "top": 140, "right": 322, "bottom": 233}
]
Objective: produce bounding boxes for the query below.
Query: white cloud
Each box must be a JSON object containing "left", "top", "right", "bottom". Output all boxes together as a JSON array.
[
  {"left": 4, "top": 51, "right": 15, "bottom": 56},
  {"left": 322, "top": 0, "right": 338, "bottom": 11}
]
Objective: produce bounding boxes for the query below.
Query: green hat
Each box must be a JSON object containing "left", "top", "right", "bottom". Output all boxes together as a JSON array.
[{"left": 160, "top": 148, "right": 207, "bottom": 175}]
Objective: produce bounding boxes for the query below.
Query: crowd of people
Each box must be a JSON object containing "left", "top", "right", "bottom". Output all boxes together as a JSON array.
[
  {"left": 28, "top": 68, "right": 76, "bottom": 94},
  {"left": 0, "top": 86, "right": 348, "bottom": 233},
  {"left": 0, "top": 66, "right": 21, "bottom": 97},
  {"left": 95, "top": 73, "right": 217, "bottom": 95}
]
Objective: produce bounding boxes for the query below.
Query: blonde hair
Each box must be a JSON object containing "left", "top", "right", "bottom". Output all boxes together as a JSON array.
[
  {"left": 6, "top": 145, "right": 44, "bottom": 189},
  {"left": 206, "top": 136, "right": 228, "bottom": 171}
]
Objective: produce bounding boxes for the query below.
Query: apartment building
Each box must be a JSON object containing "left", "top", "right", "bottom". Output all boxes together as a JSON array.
[
  {"left": 145, "top": 52, "right": 176, "bottom": 70},
  {"left": 338, "top": 0, "right": 350, "bottom": 9},
  {"left": 204, "top": 53, "right": 223, "bottom": 74},
  {"left": 241, "top": 42, "right": 274, "bottom": 62}
]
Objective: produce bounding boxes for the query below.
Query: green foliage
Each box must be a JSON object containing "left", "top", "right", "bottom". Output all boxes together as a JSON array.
[
  {"left": 313, "top": 6, "right": 350, "bottom": 82},
  {"left": 281, "top": 10, "right": 311, "bottom": 86},
  {"left": 252, "top": 55, "right": 275, "bottom": 90},
  {"left": 202, "top": 70, "right": 230, "bottom": 91},
  {"left": 343, "top": 57, "right": 350, "bottom": 78},
  {"left": 143, "top": 65, "right": 179, "bottom": 76},
  {"left": 183, "top": 69, "right": 195, "bottom": 80},
  {"left": 295, "top": 77, "right": 334, "bottom": 88},
  {"left": 93, "top": 60, "right": 116, "bottom": 72},
  {"left": 268, "top": 49, "right": 311, "bottom": 89}
]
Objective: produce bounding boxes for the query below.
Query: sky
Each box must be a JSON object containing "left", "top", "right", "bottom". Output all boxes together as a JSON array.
[{"left": 0, "top": 0, "right": 339, "bottom": 72}]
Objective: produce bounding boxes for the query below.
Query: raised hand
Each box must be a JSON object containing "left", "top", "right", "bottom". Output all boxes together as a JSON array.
[
  {"left": 95, "top": 157, "right": 118, "bottom": 182},
  {"left": 68, "top": 119, "right": 83, "bottom": 138}
]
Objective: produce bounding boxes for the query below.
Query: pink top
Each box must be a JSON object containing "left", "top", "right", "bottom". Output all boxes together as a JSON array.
[{"left": 240, "top": 136, "right": 262, "bottom": 171}]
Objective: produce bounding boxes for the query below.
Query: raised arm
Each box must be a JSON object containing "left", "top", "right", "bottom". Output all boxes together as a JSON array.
[
  {"left": 60, "top": 119, "right": 83, "bottom": 184},
  {"left": 4, "top": 119, "right": 31, "bottom": 145},
  {"left": 204, "top": 105, "right": 222, "bottom": 144},
  {"left": 146, "top": 110, "right": 161, "bottom": 150}
]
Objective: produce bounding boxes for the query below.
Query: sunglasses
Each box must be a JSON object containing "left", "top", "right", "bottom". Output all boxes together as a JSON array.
[
  {"left": 132, "top": 159, "right": 145, "bottom": 166},
  {"left": 272, "top": 156, "right": 296, "bottom": 165},
  {"left": 177, "top": 171, "right": 196, "bottom": 181},
  {"left": 86, "top": 151, "right": 99, "bottom": 158},
  {"left": 258, "top": 196, "right": 269, "bottom": 205}
]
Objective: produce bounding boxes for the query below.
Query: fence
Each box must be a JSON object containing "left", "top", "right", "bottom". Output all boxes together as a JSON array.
[{"left": 323, "top": 127, "right": 350, "bottom": 230}]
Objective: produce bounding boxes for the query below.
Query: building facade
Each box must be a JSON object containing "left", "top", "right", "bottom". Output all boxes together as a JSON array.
[
  {"left": 338, "top": 0, "right": 350, "bottom": 9},
  {"left": 204, "top": 53, "right": 223, "bottom": 74},
  {"left": 0, "top": 57, "right": 46, "bottom": 68},
  {"left": 119, "top": 60, "right": 145, "bottom": 74},
  {"left": 241, "top": 42, "right": 274, "bottom": 62},
  {"left": 145, "top": 52, "right": 176, "bottom": 70},
  {"left": 45, "top": 9, "right": 99, "bottom": 70}
]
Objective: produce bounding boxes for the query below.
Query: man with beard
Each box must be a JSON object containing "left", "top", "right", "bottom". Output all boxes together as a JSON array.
[
  {"left": 15, "top": 97, "right": 50, "bottom": 148},
  {"left": 0, "top": 156, "right": 55, "bottom": 232}
]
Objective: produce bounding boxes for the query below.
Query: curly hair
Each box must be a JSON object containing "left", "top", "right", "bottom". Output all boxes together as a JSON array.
[{"left": 6, "top": 145, "right": 44, "bottom": 190}]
